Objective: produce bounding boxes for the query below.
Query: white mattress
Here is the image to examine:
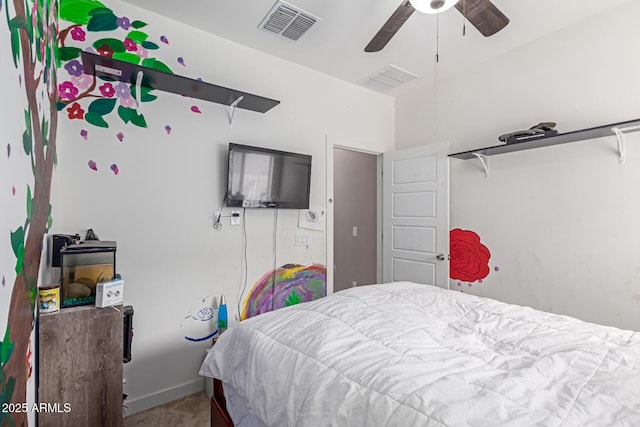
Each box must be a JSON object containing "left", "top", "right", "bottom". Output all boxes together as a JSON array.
[{"left": 200, "top": 282, "right": 640, "bottom": 426}]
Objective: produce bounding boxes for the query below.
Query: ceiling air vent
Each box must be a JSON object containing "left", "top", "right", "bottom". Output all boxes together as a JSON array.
[
  {"left": 259, "top": 1, "right": 320, "bottom": 42},
  {"left": 359, "top": 65, "right": 419, "bottom": 92}
]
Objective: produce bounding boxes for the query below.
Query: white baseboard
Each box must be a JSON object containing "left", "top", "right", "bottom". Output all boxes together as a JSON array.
[{"left": 124, "top": 378, "right": 206, "bottom": 416}]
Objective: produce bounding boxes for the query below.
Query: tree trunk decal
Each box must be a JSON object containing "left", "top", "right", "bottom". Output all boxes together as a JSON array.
[{"left": 2, "top": 0, "right": 58, "bottom": 425}]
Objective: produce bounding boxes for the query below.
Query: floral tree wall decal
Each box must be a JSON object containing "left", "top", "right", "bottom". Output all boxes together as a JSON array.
[
  {"left": 450, "top": 228, "right": 492, "bottom": 285},
  {"left": 3, "top": 0, "right": 58, "bottom": 425},
  {"left": 57, "top": 0, "right": 174, "bottom": 129}
]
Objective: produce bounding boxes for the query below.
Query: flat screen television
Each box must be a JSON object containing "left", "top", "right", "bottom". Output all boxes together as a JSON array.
[{"left": 226, "top": 143, "right": 312, "bottom": 209}]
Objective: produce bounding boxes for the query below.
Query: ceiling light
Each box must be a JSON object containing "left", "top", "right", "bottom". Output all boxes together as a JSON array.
[{"left": 409, "top": 0, "right": 457, "bottom": 14}]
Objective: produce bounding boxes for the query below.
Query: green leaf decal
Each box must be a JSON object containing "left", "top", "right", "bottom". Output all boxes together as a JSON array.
[
  {"left": 141, "top": 41, "right": 159, "bottom": 50},
  {"left": 126, "top": 30, "right": 148, "bottom": 44},
  {"left": 151, "top": 60, "right": 173, "bottom": 74},
  {"left": 56, "top": 101, "right": 66, "bottom": 111},
  {"left": 111, "top": 52, "right": 140, "bottom": 64},
  {"left": 117, "top": 106, "right": 135, "bottom": 124},
  {"left": 10, "top": 226, "right": 24, "bottom": 258},
  {"left": 84, "top": 112, "right": 109, "bottom": 128},
  {"left": 284, "top": 289, "right": 303, "bottom": 307},
  {"left": 131, "top": 112, "right": 148, "bottom": 128},
  {"left": 22, "top": 130, "right": 32, "bottom": 156},
  {"left": 15, "top": 245, "right": 24, "bottom": 275},
  {"left": 88, "top": 98, "right": 117, "bottom": 115},
  {"left": 60, "top": 0, "right": 109, "bottom": 25},
  {"left": 42, "top": 118, "right": 49, "bottom": 138},
  {"left": 131, "top": 20, "right": 147, "bottom": 29},
  {"left": 10, "top": 28, "right": 20, "bottom": 67},
  {"left": 26, "top": 186, "right": 33, "bottom": 221},
  {"left": 141, "top": 58, "right": 174, "bottom": 74},
  {"left": 8, "top": 16, "right": 27, "bottom": 31},
  {"left": 23, "top": 109, "right": 32, "bottom": 135},
  {"left": 4, "top": 377, "right": 15, "bottom": 408},
  {"left": 58, "top": 46, "right": 82, "bottom": 61},
  {"left": 92, "top": 38, "right": 125, "bottom": 53},
  {"left": 1, "top": 327, "right": 14, "bottom": 364},
  {"left": 88, "top": 7, "right": 112, "bottom": 16},
  {"left": 131, "top": 86, "right": 157, "bottom": 102},
  {"left": 87, "top": 11, "right": 118, "bottom": 31}
]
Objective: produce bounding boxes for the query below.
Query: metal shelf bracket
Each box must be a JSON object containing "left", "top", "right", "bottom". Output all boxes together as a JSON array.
[
  {"left": 135, "top": 70, "right": 144, "bottom": 115},
  {"left": 612, "top": 127, "right": 626, "bottom": 165},
  {"left": 472, "top": 153, "right": 489, "bottom": 177},
  {"left": 227, "top": 96, "right": 244, "bottom": 126}
]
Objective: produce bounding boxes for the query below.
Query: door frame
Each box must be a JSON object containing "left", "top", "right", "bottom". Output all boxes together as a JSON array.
[
  {"left": 326, "top": 140, "right": 451, "bottom": 294},
  {"left": 325, "top": 141, "right": 383, "bottom": 295}
]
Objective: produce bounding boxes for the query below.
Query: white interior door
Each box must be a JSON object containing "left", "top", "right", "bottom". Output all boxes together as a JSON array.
[{"left": 382, "top": 142, "right": 449, "bottom": 288}]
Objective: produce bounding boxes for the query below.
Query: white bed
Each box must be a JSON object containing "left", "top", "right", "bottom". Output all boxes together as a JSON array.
[{"left": 200, "top": 282, "right": 640, "bottom": 426}]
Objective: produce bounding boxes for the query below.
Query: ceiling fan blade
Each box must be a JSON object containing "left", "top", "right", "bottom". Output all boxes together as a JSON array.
[
  {"left": 454, "top": 0, "right": 509, "bottom": 37},
  {"left": 365, "top": 1, "right": 415, "bottom": 53}
]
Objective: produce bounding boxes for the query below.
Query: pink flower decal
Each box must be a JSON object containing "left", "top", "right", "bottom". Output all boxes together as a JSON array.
[
  {"left": 80, "top": 129, "right": 88, "bottom": 140},
  {"left": 88, "top": 160, "right": 97, "bottom": 171},
  {"left": 116, "top": 132, "right": 124, "bottom": 142},
  {"left": 66, "top": 102, "right": 85, "bottom": 120},
  {"left": 450, "top": 228, "right": 491, "bottom": 283},
  {"left": 99, "top": 82, "right": 115, "bottom": 98},
  {"left": 71, "top": 74, "right": 92, "bottom": 90},
  {"left": 191, "top": 106, "right": 201, "bottom": 113},
  {"left": 110, "top": 164, "right": 119, "bottom": 175},
  {"left": 164, "top": 125, "right": 172, "bottom": 134},
  {"left": 58, "top": 81, "right": 79, "bottom": 100},
  {"left": 115, "top": 82, "right": 130, "bottom": 99},
  {"left": 71, "top": 26, "right": 86, "bottom": 41},
  {"left": 124, "top": 38, "right": 137, "bottom": 52},
  {"left": 120, "top": 96, "right": 136, "bottom": 108},
  {"left": 136, "top": 46, "right": 148, "bottom": 58}
]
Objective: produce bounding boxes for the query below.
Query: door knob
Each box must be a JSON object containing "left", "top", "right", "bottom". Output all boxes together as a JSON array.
[{"left": 436, "top": 254, "right": 446, "bottom": 261}]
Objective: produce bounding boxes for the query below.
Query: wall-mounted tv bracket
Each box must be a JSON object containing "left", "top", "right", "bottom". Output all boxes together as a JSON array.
[{"left": 81, "top": 51, "right": 280, "bottom": 121}]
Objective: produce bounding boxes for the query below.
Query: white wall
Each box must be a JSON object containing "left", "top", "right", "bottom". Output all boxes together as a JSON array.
[
  {"left": 396, "top": 1, "right": 640, "bottom": 330},
  {"left": 51, "top": 0, "right": 394, "bottom": 414}
]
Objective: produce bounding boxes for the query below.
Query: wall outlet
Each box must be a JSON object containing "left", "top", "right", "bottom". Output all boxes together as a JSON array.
[
  {"left": 230, "top": 211, "right": 241, "bottom": 226},
  {"left": 352, "top": 281, "right": 358, "bottom": 287}
]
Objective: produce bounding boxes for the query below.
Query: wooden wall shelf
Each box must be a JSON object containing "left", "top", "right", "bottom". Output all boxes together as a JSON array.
[
  {"left": 449, "top": 118, "right": 640, "bottom": 160},
  {"left": 81, "top": 52, "right": 280, "bottom": 113}
]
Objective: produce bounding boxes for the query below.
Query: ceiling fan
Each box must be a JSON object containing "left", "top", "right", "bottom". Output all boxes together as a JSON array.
[{"left": 365, "top": 0, "right": 509, "bottom": 53}]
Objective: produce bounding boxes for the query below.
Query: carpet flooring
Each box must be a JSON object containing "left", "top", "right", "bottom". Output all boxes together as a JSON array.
[{"left": 123, "top": 392, "right": 210, "bottom": 427}]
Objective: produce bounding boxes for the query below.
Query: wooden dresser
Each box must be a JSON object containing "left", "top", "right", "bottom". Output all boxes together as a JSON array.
[{"left": 38, "top": 305, "right": 123, "bottom": 427}]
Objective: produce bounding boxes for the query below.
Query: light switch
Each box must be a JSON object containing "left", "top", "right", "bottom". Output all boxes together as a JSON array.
[
  {"left": 230, "top": 211, "right": 241, "bottom": 226},
  {"left": 295, "top": 232, "right": 311, "bottom": 247},
  {"left": 352, "top": 226, "right": 358, "bottom": 237}
]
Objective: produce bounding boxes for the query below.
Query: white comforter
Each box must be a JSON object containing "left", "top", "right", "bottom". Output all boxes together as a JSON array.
[{"left": 199, "top": 282, "right": 640, "bottom": 426}]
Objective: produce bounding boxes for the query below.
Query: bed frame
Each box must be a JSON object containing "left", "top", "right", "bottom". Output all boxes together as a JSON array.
[{"left": 211, "top": 378, "right": 234, "bottom": 427}]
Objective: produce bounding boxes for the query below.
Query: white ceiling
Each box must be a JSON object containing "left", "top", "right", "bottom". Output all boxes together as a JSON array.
[{"left": 122, "top": 0, "right": 630, "bottom": 96}]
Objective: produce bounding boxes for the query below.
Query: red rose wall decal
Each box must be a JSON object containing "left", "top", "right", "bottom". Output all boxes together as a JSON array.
[{"left": 450, "top": 228, "right": 491, "bottom": 283}]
